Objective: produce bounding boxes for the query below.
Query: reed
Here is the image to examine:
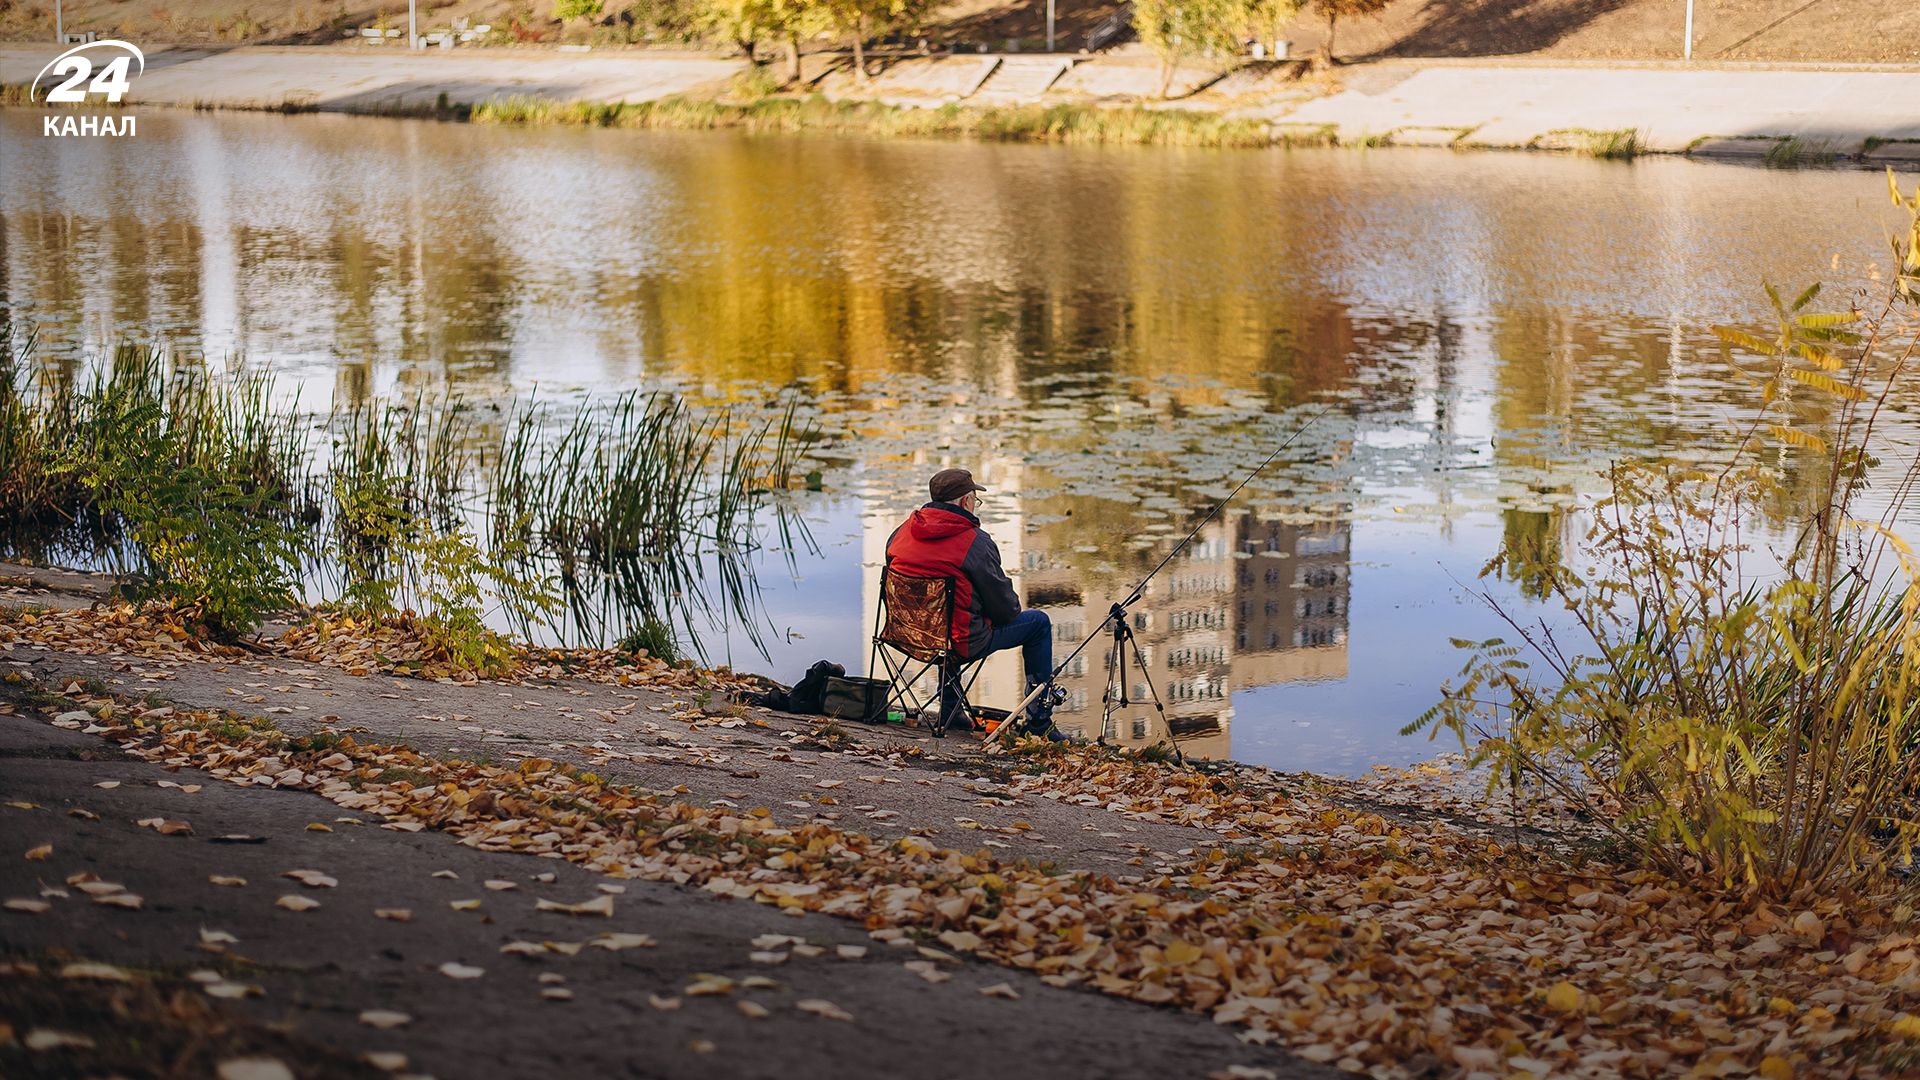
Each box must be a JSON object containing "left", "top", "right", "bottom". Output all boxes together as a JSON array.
[{"left": 1, "top": 318, "right": 815, "bottom": 653}]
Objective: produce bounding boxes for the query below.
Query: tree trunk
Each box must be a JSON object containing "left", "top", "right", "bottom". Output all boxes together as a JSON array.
[
  {"left": 739, "top": 38, "right": 756, "bottom": 62},
  {"left": 785, "top": 35, "right": 803, "bottom": 85},
  {"left": 853, "top": 15, "right": 869, "bottom": 83},
  {"left": 1321, "top": 10, "right": 1337, "bottom": 65},
  {"left": 1156, "top": 42, "right": 1183, "bottom": 98}
]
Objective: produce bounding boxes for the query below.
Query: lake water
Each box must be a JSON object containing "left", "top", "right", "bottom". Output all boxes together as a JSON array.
[{"left": 3, "top": 109, "right": 1913, "bottom": 775}]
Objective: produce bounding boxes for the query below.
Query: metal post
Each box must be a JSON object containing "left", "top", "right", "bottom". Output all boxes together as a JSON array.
[
  {"left": 409, "top": 0, "right": 419, "bottom": 49},
  {"left": 55, "top": 0, "right": 62, "bottom": 43},
  {"left": 1047, "top": 0, "right": 1055, "bottom": 51},
  {"left": 1683, "top": 0, "right": 1694, "bottom": 60}
]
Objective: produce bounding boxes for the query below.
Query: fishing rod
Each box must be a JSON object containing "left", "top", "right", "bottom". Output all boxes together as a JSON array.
[{"left": 994, "top": 401, "right": 1334, "bottom": 746}]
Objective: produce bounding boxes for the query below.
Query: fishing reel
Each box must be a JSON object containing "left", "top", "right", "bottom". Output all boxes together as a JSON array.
[{"left": 1033, "top": 683, "right": 1069, "bottom": 709}]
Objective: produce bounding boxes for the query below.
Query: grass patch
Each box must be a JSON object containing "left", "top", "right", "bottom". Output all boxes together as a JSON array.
[
  {"left": 1765, "top": 135, "right": 1837, "bottom": 168},
  {"left": 469, "top": 93, "right": 1279, "bottom": 149},
  {"left": 1581, "top": 128, "right": 1641, "bottom": 159}
]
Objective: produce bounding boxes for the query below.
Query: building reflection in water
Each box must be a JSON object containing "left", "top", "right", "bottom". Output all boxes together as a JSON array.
[{"left": 863, "top": 481, "right": 1350, "bottom": 760}]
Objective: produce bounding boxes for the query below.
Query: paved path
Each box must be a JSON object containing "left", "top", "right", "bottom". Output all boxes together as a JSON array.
[
  {"left": 1272, "top": 64, "right": 1920, "bottom": 156},
  {"left": 0, "top": 706, "right": 1330, "bottom": 1080},
  {"left": 4, "top": 44, "right": 1915, "bottom": 161},
  {"left": 0, "top": 45, "right": 745, "bottom": 110}
]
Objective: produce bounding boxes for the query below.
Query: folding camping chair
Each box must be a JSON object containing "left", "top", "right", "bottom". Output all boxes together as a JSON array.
[{"left": 869, "top": 564, "right": 985, "bottom": 738}]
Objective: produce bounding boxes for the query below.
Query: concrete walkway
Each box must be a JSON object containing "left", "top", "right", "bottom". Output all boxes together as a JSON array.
[
  {"left": 0, "top": 45, "right": 745, "bottom": 110},
  {"left": 1272, "top": 64, "right": 1920, "bottom": 159},
  {"left": 2, "top": 43, "right": 1916, "bottom": 163}
]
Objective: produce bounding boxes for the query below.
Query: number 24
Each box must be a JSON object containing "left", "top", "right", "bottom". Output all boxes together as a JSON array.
[{"left": 46, "top": 56, "right": 133, "bottom": 103}]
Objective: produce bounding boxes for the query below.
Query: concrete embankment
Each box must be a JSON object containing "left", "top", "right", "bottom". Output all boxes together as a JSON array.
[{"left": 2, "top": 43, "right": 1916, "bottom": 165}]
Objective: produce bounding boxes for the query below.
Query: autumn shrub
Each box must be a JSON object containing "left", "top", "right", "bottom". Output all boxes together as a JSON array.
[{"left": 1418, "top": 171, "right": 1920, "bottom": 897}]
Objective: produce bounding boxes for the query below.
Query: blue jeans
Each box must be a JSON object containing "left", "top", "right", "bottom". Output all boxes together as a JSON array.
[{"left": 943, "top": 609, "right": 1052, "bottom": 717}]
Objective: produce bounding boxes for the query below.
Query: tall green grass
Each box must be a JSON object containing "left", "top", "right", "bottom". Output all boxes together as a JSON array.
[{"left": 0, "top": 319, "right": 817, "bottom": 653}]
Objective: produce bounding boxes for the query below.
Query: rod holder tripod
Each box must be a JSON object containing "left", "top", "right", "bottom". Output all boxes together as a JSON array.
[{"left": 1098, "top": 602, "right": 1183, "bottom": 763}]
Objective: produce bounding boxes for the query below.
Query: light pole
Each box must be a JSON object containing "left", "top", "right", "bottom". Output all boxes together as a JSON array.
[
  {"left": 1047, "top": 0, "right": 1055, "bottom": 51},
  {"left": 409, "top": 0, "right": 419, "bottom": 49},
  {"left": 1683, "top": 0, "right": 1694, "bottom": 60},
  {"left": 54, "top": 0, "right": 62, "bottom": 42}
]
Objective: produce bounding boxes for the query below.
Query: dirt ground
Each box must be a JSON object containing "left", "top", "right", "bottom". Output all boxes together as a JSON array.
[{"left": 9, "top": 0, "right": 1917, "bottom": 64}]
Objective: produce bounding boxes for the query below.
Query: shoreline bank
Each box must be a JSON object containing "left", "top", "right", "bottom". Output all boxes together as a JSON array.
[{"left": 3, "top": 44, "right": 1917, "bottom": 165}]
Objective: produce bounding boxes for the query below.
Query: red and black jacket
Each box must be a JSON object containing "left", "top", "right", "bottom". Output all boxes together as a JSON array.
[{"left": 884, "top": 502, "right": 1020, "bottom": 659}]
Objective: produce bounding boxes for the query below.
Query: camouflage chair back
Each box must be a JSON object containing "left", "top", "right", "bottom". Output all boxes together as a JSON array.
[
  {"left": 879, "top": 571, "right": 955, "bottom": 662},
  {"left": 870, "top": 563, "right": 980, "bottom": 738}
]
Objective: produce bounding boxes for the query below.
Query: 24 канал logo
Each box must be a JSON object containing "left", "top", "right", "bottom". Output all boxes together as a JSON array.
[{"left": 33, "top": 39, "right": 144, "bottom": 138}]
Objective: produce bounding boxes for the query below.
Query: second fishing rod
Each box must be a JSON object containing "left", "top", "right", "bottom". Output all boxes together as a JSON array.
[{"left": 995, "top": 402, "right": 1333, "bottom": 753}]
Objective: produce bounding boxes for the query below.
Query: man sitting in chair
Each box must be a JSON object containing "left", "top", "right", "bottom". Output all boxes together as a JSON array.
[{"left": 884, "top": 468, "right": 1067, "bottom": 741}]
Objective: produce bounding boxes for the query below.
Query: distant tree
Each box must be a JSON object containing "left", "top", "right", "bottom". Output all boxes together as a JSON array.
[
  {"left": 1310, "top": 0, "right": 1387, "bottom": 63},
  {"left": 703, "top": 0, "right": 778, "bottom": 58},
  {"left": 1132, "top": 0, "right": 1245, "bottom": 98},
  {"left": 820, "top": 0, "right": 932, "bottom": 83},
  {"left": 556, "top": 0, "right": 607, "bottom": 22}
]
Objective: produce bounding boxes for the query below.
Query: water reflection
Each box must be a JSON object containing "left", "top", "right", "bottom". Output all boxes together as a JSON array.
[{"left": 4, "top": 107, "right": 1912, "bottom": 774}]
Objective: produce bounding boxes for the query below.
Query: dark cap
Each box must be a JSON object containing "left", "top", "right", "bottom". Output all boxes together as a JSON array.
[{"left": 929, "top": 468, "right": 986, "bottom": 503}]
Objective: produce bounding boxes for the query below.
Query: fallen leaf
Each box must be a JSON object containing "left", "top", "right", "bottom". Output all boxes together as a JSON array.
[
  {"left": 797, "top": 998, "right": 853, "bottom": 1021},
  {"left": 483, "top": 880, "right": 517, "bottom": 891},
  {"left": 281, "top": 870, "right": 337, "bottom": 889},
  {"left": 686, "top": 975, "right": 734, "bottom": 997},
  {"left": 589, "top": 932, "right": 656, "bottom": 951},
  {"left": 199, "top": 927, "right": 240, "bottom": 945},
  {"left": 275, "top": 895, "right": 320, "bottom": 912},
  {"left": 749, "top": 951, "right": 788, "bottom": 965},
  {"left": 542, "top": 987, "right": 574, "bottom": 1001},
  {"left": 24, "top": 844, "right": 51, "bottom": 861},
  {"left": 438, "top": 962, "right": 484, "bottom": 979},
  {"left": 4, "top": 899, "right": 50, "bottom": 914},
  {"left": 836, "top": 945, "right": 867, "bottom": 960},
  {"left": 978, "top": 982, "right": 1021, "bottom": 1000},
  {"left": 94, "top": 781, "right": 121, "bottom": 790},
  {"left": 216, "top": 1053, "right": 293, "bottom": 1076},
  {"left": 25, "top": 1028, "right": 95, "bottom": 1050},
  {"left": 449, "top": 899, "right": 482, "bottom": 911},
  {"left": 73, "top": 880, "right": 125, "bottom": 896},
  {"left": 305, "top": 823, "right": 332, "bottom": 833},
  {"left": 1759, "top": 1055, "right": 1794, "bottom": 1080},
  {"left": 647, "top": 994, "right": 682, "bottom": 1010},
  {"left": 204, "top": 982, "right": 262, "bottom": 1000},
  {"left": 1162, "top": 940, "right": 1203, "bottom": 966},
  {"left": 136, "top": 817, "right": 193, "bottom": 836},
  {"left": 208, "top": 875, "right": 247, "bottom": 887},
  {"left": 534, "top": 894, "right": 614, "bottom": 917},
  {"left": 737, "top": 1000, "right": 770, "bottom": 1019},
  {"left": 1546, "top": 981, "right": 1582, "bottom": 1013},
  {"left": 93, "top": 893, "right": 143, "bottom": 909},
  {"left": 358, "top": 1010, "right": 412, "bottom": 1029},
  {"left": 431, "top": 870, "right": 458, "bottom": 880},
  {"left": 60, "top": 962, "right": 132, "bottom": 981},
  {"left": 374, "top": 908, "right": 412, "bottom": 921},
  {"left": 363, "top": 1051, "right": 408, "bottom": 1072}
]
